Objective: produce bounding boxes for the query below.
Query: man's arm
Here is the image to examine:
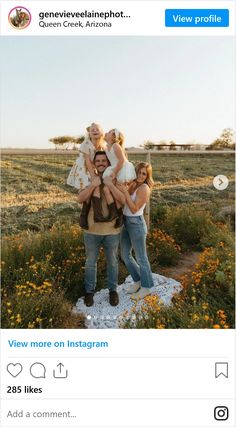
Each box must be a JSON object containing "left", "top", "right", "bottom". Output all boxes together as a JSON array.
[
  {"left": 77, "top": 176, "right": 101, "bottom": 203},
  {"left": 103, "top": 176, "right": 126, "bottom": 205}
]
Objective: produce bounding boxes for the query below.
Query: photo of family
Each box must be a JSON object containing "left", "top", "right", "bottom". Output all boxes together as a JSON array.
[
  {"left": 1, "top": 37, "right": 235, "bottom": 329},
  {"left": 8, "top": 7, "right": 31, "bottom": 30},
  {"left": 68, "top": 124, "right": 154, "bottom": 304}
]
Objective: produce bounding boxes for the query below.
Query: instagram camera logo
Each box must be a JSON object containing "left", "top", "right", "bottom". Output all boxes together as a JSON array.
[
  {"left": 8, "top": 6, "right": 31, "bottom": 30},
  {"left": 214, "top": 406, "right": 229, "bottom": 421}
]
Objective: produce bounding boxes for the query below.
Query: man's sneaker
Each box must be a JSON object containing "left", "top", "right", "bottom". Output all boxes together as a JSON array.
[
  {"left": 84, "top": 293, "right": 94, "bottom": 307},
  {"left": 109, "top": 291, "right": 119, "bottom": 306},
  {"left": 131, "top": 287, "right": 153, "bottom": 301},
  {"left": 126, "top": 281, "right": 141, "bottom": 294}
]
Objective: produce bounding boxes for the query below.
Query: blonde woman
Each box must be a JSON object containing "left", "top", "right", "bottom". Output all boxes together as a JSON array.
[{"left": 118, "top": 162, "right": 154, "bottom": 300}]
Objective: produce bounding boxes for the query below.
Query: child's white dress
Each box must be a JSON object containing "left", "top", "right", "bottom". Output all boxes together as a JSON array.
[
  {"left": 66, "top": 140, "right": 96, "bottom": 190},
  {"left": 103, "top": 145, "right": 136, "bottom": 182}
]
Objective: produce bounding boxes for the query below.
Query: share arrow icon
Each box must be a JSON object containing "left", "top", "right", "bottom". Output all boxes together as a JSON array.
[{"left": 53, "top": 362, "right": 68, "bottom": 378}]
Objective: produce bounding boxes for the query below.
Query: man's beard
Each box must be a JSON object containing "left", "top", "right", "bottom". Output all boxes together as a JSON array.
[{"left": 97, "top": 167, "right": 106, "bottom": 173}]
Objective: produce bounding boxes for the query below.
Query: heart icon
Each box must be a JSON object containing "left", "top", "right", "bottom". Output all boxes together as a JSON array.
[{"left": 7, "top": 363, "right": 23, "bottom": 377}]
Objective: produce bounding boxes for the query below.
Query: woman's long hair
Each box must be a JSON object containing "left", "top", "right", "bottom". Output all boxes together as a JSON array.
[{"left": 135, "top": 162, "right": 154, "bottom": 190}]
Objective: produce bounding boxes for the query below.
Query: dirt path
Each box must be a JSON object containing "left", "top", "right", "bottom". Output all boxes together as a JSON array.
[{"left": 159, "top": 252, "right": 200, "bottom": 282}]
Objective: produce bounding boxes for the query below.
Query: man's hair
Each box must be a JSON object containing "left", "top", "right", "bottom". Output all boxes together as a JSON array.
[{"left": 93, "top": 151, "right": 107, "bottom": 162}]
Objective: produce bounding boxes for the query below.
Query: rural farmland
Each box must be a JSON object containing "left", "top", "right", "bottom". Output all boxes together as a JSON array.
[
  {"left": 1, "top": 150, "right": 235, "bottom": 329},
  {"left": 1, "top": 151, "right": 234, "bottom": 235}
]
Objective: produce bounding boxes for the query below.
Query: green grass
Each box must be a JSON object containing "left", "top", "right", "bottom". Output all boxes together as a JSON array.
[
  {"left": 1, "top": 152, "right": 234, "bottom": 235},
  {"left": 1, "top": 151, "right": 234, "bottom": 329}
]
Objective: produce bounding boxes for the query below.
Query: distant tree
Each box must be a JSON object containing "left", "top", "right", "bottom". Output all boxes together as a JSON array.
[
  {"left": 169, "top": 141, "right": 176, "bottom": 151},
  {"left": 143, "top": 140, "right": 156, "bottom": 150},
  {"left": 49, "top": 135, "right": 85, "bottom": 150},
  {"left": 207, "top": 128, "right": 235, "bottom": 150},
  {"left": 157, "top": 141, "right": 167, "bottom": 151},
  {"left": 49, "top": 136, "right": 73, "bottom": 150},
  {"left": 72, "top": 136, "right": 85, "bottom": 149}
]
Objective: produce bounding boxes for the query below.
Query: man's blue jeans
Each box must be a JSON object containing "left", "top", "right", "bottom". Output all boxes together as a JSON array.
[
  {"left": 83, "top": 232, "right": 120, "bottom": 294},
  {"left": 120, "top": 216, "right": 154, "bottom": 288}
]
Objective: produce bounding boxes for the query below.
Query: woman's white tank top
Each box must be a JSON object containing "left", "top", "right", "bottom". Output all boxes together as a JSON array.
[{"left": 123, "top": 186, "right": 146, "bottom": 217}]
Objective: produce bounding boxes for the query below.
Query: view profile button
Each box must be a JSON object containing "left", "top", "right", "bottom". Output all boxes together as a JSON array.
[{"left": 165, "top": 9, "right": 229, "bottom": 27}]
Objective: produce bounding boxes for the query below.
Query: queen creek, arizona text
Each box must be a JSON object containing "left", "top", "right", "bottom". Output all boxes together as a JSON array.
[{"left": 39, "top": 21, "right": 112, "bottom": 28}]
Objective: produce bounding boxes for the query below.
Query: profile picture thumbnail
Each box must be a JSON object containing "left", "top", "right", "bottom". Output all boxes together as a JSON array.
[{"left": 8, "top": 6, "right": 31, "bottom": 30}]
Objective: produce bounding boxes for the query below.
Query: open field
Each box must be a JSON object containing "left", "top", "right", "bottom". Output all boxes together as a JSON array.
[
  {"left": 1, "top": 151, "right": 235, "bottom": 329},
  {"left": 1, "top": 151, "right": 234, "bottom": 235}
]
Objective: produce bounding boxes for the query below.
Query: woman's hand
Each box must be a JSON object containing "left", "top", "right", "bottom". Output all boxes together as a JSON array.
[{"left": 117, "top": 183, "right": 129, "bottom": 195}]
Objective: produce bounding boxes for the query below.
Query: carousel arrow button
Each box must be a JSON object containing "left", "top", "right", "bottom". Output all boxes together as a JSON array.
[{"left": 213, "top": 175, "right": 229, "bottom": 190}]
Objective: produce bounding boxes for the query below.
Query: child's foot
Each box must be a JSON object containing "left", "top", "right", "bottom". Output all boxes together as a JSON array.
[
  {"left": 108, "top": 202, "right": 119, "bottom": 221},
  {"left": 114, "top": 208, "right": 123, "bottom": 228},
  {"left": 131, "top": 287, "right": 153, "bottom": 301},
  {"left": 79, "top": 201, "right": 91, "bottom": 229},
  {"left": 92, "top": 196, "right": 109, "bottom": 222}
]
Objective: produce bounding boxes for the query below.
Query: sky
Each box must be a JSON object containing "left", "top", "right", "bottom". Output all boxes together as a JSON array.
[{"left": 1, "top": 36, "right": 235, "bottom": 148}]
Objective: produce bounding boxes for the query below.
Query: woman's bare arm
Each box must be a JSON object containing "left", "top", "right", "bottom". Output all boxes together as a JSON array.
[{"left": 117, "top": 183, "right": 150, "bottom": 214}]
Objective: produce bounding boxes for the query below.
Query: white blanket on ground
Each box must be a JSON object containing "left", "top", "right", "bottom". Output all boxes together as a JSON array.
[{"left": 74, "top": 274, "right": 182, "bottom": 329}]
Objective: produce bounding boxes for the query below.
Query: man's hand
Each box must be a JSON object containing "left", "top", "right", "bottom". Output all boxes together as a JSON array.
[
  {"left": 109, "top": 171, "right": 116, "bottom": 180},
  {"left": 78, "top": 176, "right": 101, "bottom": 203},
  {"left": 103, "top": 176, "right": 113, "bottom": 186},
  {"left": 91, "top": 176, "right": 101, "bottom": 187}
]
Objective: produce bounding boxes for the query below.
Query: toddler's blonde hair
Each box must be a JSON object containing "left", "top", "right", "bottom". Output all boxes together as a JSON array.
[{"left": 112, "top": 129, "right": 125, "bottom": 149}]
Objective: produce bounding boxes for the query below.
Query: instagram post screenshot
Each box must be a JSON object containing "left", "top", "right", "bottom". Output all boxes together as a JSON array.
[{"left": 0, "top": 1, "right": 235, "bottom": 426}]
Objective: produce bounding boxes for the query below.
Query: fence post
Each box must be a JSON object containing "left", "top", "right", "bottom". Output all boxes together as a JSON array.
[{"left": 144, "top": 151, "right": 151, "bottom": 229}]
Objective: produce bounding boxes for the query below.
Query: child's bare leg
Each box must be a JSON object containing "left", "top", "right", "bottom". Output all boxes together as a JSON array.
[
  {"left": 114, "top": 180, "right": 128, "bottom": 209},
  {"left": 115, "top": 200, "right": 121, "bottom": 209},
  {"left": 114, "top": 180, "right": 126, "bottom": 228},
  {"left": 91, "top": 185, "right": 111, "bottom": 222},
  {"left": 93, "top": 185, "right": 100, "bottom": 198},
  {"left": 103, "top": 185, "right": 114, "bottom": 205}
]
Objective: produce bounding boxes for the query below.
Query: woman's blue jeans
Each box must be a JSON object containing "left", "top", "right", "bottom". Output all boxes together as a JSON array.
[
  {"left": 120, "top": 215, "right": 154, "bottom": 288},
  {"left": 83, "top": 232, "right": 120, "bottom": 294}
]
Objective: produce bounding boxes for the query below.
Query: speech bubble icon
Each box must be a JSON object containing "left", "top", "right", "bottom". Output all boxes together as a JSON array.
[{"left": 30, "top": 362, "right": 46, "bottom": 378}]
